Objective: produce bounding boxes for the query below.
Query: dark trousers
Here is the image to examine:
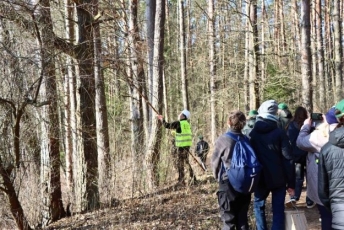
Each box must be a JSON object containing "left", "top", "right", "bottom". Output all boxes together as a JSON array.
[
  {"left": 294, "top": 162, "right": 306, "bottom": 200},
  {"left": 217, "top": 180, "right": 251, "bottom": 230},
  {"left": 254, "top": 186, "right": 286, "bottom": 230},
  {"left": 317, "top": 204, "right": 333, "bottom": 230}
]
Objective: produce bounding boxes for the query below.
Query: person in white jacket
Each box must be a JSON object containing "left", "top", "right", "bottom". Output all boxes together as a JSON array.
[{"left": 296, "top": 107, "right": 337, "bottom": 230}]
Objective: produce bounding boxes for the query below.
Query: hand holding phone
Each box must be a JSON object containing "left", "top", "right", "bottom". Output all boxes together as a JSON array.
[{"left": 310, "top": 112, "right": 323, "bottom": 121}]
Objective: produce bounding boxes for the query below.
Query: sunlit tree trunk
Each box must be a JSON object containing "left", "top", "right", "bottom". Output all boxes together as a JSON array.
[
  {"left": 261, "top": 0, "right": 266, "bottom": 83},
  {"left": 93, "top": 2, "right": 111, "bottom": 205},
  {"left": 301, "top": 0, "right": 313, "bottom": 111},
  {"left": 146, "top": 0, "right": 156, "bottom": 116},
  {"left": 145, "top": 0, "right": 165, "bottom": 190},
  {"left": 128, "top": 0, "right": 145, "bottom": 194},
  {"left": 248, "top": 0, "right": 259, "bottom": 109},
  {"left": 179, "top": 0, "right": 189, "bottom": 109},
  {"left": 311, "top": 1, "right": 318, "bottom": 106},
  {"left": 274, "top": 0, "right": 280, "bottom": 66},
  {"left": 244, "top": 1, "right": 250, "bottom": 112},
  {"left": 333, "top": 0, "right": 343, "bottom": 101},
  {"left": 293, "top": 0, "right": 301, "bottom": 52},
  {"left": 63, "top": 0, "right": 75, "bottom": 210},
  {"left": 324, "top": 0, "right": 334, "bottom": 106},
  {"left": 39, "top": 0, "right": 66, "bottom": 225},
  {"left": 208, "top": 0, "right": 216, "bottom": 143},
  {"left": 316, "top": 0, "right": 326, "bottom": 110}
]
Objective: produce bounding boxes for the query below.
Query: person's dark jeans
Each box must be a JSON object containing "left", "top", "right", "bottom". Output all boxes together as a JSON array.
[
  {"left": 294, "top": 162, "right": 305, "bottom": 200},
  {"left": 317, "top": 204, "right": 332, "bottom": 230},
  {"left": 254, "top": 186, "right": 286, "bottom": 230},
  {"left": 217, "top": 180, "right": 251, "bottom": 230}
]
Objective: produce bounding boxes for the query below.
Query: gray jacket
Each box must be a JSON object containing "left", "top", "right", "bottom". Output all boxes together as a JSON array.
[{"left": 211, "top": 128, "right": 241, "bottom": 181}]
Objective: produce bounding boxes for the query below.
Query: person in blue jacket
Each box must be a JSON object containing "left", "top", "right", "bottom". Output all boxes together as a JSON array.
[{"left": 249, "top": 100, "right": 295, "bottom": 230}]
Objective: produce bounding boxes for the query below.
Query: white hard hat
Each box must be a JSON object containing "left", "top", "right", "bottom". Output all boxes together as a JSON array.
[{"left": 181, "top": 109, "right": 190, "bottom": 119}]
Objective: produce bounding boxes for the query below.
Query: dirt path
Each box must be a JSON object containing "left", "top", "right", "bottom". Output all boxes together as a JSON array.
[{"left": 44, "top": 174, "right": 321, "bottom": 230}]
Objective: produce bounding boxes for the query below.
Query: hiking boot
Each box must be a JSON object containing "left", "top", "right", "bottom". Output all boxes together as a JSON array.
[
  {"left": 290, "top": 197, "right": 298, "bottom": 202},
  {"left": 306, "top": 201, "right": 316, "bottom": 209}
]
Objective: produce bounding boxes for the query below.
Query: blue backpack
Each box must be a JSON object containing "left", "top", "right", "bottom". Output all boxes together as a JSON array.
[{"left": 223, "top": 132, "right": 262, "bottom": 193}]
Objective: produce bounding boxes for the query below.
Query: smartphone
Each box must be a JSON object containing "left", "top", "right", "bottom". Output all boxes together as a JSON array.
[{"left": 310, "top": 112, "right": 323, "bottom": 121}]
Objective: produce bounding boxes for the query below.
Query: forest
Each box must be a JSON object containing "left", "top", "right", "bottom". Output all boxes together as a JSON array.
[{"left": 0, "top": 0, "right": 341, "bottom": 229}]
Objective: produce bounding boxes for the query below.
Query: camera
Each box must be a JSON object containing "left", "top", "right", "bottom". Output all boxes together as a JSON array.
[{"left": 310, "top": 112, "right": 323, "bottom": 121}]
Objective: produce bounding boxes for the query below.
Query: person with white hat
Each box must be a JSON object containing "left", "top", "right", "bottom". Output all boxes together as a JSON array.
[{"left": 157, "top": 109, "right": 195, "bottom": 185}]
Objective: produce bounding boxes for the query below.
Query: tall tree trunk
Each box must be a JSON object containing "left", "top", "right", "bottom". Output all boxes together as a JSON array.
[
  {"left": 64, "top": 0, "right": 75, "bottom": 211},
  {"left": 279, "top": 0, "right": 287, "bottom": 66},
  {"left": 39, "top": 0, "right": 66, "bottom": 224},
  {"left": 145, "top": 0, "right": 165, "bottom": 190},
  {"left": 261, "top": 0, "right": 266, "bottom": 83},
  {"left": 274, "top": 0, "right": 281, "bottom": 66},
  {"left": 301, "top": 0, "right": 313, "bottom": 111},
  {"left": 128, "top": 0, "right": 145, "bottom": 194},
  {"left": 316, "top": 0, "right": 326, "bottom": 110},
  {"left": 208, "top": 0, "right": 216, "bottom": 144},
  {"left": 75, "top": 0, "right": 99, "bottom": 211},
  {"left": 311, "top": 0, "right": 318, "bottom": 107},
  {"left": 333, "top": 0, "right": 343, "bottom": 101},
  {"left": 93, "top": 2, "right": 111, "bottom": 205},
  {"left": 179, "top": 0, "right": 189, "bottom": 109},
  {"left": 244, "top": 1, "right": 250, "bottom": 112},
  {"left": 293, "top": 0, "right": 301, "bottom": 52},
  {"left": 248, "top": 0, "right": 259, "bottom": 109},
  {"left": 146, "top": 0, "right": 156, "bottom": 115}
]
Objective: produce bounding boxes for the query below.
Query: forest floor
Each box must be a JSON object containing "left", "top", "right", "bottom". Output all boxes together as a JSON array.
[{"left": 44, "top": 173, "right": 321, "bottom": 230}]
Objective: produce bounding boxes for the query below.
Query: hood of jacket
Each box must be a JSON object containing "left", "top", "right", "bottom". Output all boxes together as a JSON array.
[
  {"left": 329, "top": 126, "right": 344, "bottom": 148},
  {"left": 253, "top": 117, "right": 278, "bottom": 134},
  {"left": 247, "top": 117, "right": 256, "bottom": 128},
  {"left": 280, "top": 109, "right": 293, "bottom": 119}
]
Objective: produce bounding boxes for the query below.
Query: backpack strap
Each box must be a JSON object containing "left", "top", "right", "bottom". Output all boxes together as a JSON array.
[
  {"left": 226, "top": 132, "right": 246, "bottom": 142},
  {"left": 226, "top": 132, "right": 238, "bottom": 141}
]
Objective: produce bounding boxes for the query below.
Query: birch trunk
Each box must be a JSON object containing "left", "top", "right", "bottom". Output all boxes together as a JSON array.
[
  {"left": 208, "top": 0, "right": 216, "bottom": 144},
  {"left": 145, "top": 0, "right": 165, "bottom": 190}
]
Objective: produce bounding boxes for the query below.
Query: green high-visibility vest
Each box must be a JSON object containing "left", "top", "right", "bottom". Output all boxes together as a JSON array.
[{"left": 175, "top": 120, "right": 192, "bottom": 147}]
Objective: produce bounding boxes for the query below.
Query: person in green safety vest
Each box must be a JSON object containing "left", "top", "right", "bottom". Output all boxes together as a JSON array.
[{"left": 157, "top": 109, "right": 196, "bottom": 186}]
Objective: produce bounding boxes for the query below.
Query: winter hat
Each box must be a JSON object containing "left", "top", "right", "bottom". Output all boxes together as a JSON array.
[
  {"left": 325, "top": 107, "right": 337, "bottom": 125},
  {"left": 258, "top": 100, "right": 279, "bottom": 122},
  {"left": 278, "top": 103, "right": 288, "bottom": 110},
  {"left": 248, "top": 110, "right": 258, "bottom": 117},
  {"left": 335, "top": 99, "right": 344, "bottom": 118},
  {"left": 181, "top": 109, "right": 190, "bottom": 119}
]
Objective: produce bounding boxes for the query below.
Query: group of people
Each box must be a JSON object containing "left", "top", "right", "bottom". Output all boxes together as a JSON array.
[
  {"left": 157, "top": 99, "right": 344, "bottom": 230},
  {"left": 211, "top": 99, "right": 344, "bottom": 230}
]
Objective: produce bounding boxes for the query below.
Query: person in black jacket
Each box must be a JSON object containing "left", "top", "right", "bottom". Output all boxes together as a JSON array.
[
  {"left": 249, "top": 100, "right": 295, "bottom": 230},
  {"left": 195, "top": 135, "right": 209, "bottom": 169},
  {"left": 319, "top": 99, "right": 344, "bottom": 230},
  {"left": 286, "top": 106, "right": 314, "bottom": 207}
]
